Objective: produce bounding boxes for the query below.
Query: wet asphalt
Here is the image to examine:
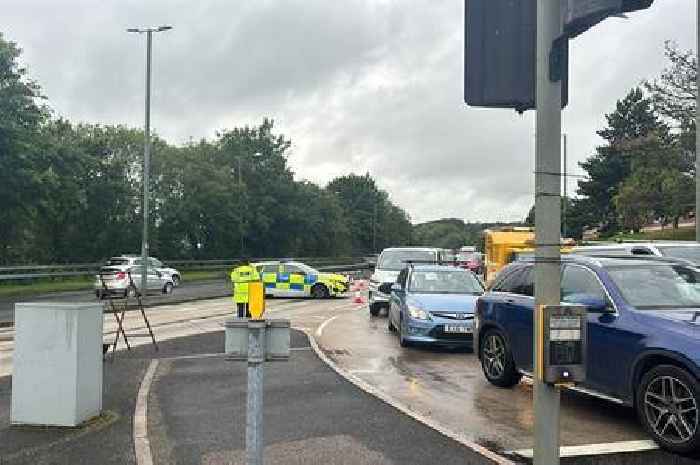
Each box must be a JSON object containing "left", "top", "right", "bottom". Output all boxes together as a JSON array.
[
  {"left": 316, "top": 306, "right": 700, "bottom": 464},
  {"left": 0, "top": 329, "right": 498, "bottom": 465}
]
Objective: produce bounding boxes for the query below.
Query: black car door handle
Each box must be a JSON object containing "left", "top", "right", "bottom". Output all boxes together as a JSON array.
[{"left": 504, "top": 297, "right": 516, "bottom": 304}]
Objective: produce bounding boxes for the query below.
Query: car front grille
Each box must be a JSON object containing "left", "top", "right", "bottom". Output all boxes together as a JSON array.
[{"left": 430, "top": 311, "right": 474, "bottom": 321}]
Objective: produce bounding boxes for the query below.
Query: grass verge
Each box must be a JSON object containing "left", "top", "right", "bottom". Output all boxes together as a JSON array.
[
  {"left": 0, "top": 270, "right": 226, "bottom": 299},
  {"left": 602, "top": 227, "right": 695, "bottom": 242}
]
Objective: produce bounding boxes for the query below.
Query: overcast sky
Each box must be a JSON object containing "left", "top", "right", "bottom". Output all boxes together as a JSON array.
[{"left": 2, "top": 1, "right": 695, "bottom": 224}]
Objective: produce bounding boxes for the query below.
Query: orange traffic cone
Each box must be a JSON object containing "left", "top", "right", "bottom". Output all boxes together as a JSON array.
[{"left": 353, "top": 290, "right": 364, "bottom": 304}]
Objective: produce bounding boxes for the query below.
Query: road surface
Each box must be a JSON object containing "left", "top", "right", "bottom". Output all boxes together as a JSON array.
[{"left": 0, "top": 279, "right": 231, "bottom": 325}]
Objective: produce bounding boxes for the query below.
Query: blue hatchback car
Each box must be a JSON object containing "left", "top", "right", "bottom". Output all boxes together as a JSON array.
[
  {"left": 382, "top": 264, "right": 484, "bottom": 348},
  {"left": 476, "top": 255, "right": 700, "bottom": 454}
]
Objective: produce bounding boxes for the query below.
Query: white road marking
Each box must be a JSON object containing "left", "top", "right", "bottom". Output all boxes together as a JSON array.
[
  {"left": 510, "top": 439, "right": 659, "bottom": 458},
  {"left": 307, "top": 314, "right": 517, "bottom": 465},
  {"left": 134, "top": 359, "right": 159, "bottom": 465},
  {"left": 315, "top": 315, "right": 341, "bottom": 338}
]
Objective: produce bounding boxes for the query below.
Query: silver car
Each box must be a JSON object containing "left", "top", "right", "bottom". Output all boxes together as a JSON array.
[
  {"left": 573, "top": 242, "right": 700, "bottom": 266},
  {"left": 103, "top": 255, "right": 182, "bottom": 286},
  {"left": 368, "top": 247, "right": 444, "bottom": 316},
  {"left": 95, "top": 264, "right": 175, "bottom": 299}
]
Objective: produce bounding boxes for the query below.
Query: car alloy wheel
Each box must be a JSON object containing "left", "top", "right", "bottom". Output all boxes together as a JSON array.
[
  {"left": 643, "top": 372, "right": 699, "bottom": 448},
  {"left": 311, "top": 284, "right": 329, "bottom": 299},
  {"left": 163, "top": 283, "right": 174, "bottom": 295},
  {"left": 482, "top": 333, "right": 506, "bottom": 379},
  {"left": 479, "top": 329, "right": 521, "bottom": 388},
  {"left": 172, "top": 275, "right": 181, "bottom": 286}
]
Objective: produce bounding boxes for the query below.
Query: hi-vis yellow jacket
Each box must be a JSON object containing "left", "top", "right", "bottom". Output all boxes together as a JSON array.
[{"left": 230, "top": 264, "right": 261, "bottom": 303}]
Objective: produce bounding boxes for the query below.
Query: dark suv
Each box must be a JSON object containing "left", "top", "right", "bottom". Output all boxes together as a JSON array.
[{"left": 476, "top": 255, "right": 700, "bottom": 454}]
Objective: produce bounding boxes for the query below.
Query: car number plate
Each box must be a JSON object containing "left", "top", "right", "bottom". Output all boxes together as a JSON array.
[{"left": 444, "top": 325, "right": 472, "bottom": 334}]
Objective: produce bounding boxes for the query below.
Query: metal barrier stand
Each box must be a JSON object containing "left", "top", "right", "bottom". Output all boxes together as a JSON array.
[{"left": 99, "top": 271, "right": 158, "bottom": 359}]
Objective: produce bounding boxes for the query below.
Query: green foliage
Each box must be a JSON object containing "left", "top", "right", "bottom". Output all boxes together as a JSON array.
[
  {"left": 326, "top": 173, "right": 411, "bottom": 254},
  {"left": 0, "top": 33, "right": 49, "bottom": 263},
  {"left": 0, "top": 33, "right": 411, "bottom": 264},
  {"left": 644, "top": 42, "right": 697, "bottom": 133},
  {"left": 575, "top": 88, "right": 668, "bottom": 235},
  {"left": 412, "top": 219, "right": 524, "bottom": 251},
  {"left": 614, "top": 135, "right": 693, "bottom": 231},
  {"left": 523, "top": 198, "right": 580, "bottom": 238}
]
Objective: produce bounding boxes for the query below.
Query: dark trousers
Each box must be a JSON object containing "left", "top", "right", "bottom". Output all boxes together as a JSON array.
[{"left": 237, "top": 303, "right": 249, "bottom": 318}]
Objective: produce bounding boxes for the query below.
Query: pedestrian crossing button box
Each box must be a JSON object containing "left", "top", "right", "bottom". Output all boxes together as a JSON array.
[{"left": 542, "top": 305, "right": 587, "bottom": 385}]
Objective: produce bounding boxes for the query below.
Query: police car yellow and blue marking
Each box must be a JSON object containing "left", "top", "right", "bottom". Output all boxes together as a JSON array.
[{"left": 256, "top": 262, "right": 347, "bottom": 298}]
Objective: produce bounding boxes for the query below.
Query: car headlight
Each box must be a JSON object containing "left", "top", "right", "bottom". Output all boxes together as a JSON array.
[{"left": 408, "top": 306, "right": 430, "bottom": 320}]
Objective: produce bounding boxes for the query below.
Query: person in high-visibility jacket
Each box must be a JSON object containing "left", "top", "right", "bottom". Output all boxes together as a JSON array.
[{"left": 230, "top": 259, "right": 261, "bottom": 318}]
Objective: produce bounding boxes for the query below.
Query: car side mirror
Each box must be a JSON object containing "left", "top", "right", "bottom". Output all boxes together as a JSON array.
[
  {"left": 563, "top": 293, "right": 612, "bottom": 313},
  {"left": 379, "top": 282, "right": 394, "bottom": 294}
]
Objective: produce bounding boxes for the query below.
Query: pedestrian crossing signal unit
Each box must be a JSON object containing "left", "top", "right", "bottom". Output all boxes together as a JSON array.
[
  {"left": 538, "top": 305, "right": 587, "bottom": 385},
  {"left": 464, "top": 0, "right": 654, "bottom": 112}
]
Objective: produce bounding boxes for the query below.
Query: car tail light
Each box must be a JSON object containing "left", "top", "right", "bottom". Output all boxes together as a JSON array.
[{"left": 116, "top": 272, "right": 126, "bottom": 280}]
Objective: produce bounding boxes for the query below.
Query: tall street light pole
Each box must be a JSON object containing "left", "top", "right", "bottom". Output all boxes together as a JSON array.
[{"left": 128, "top": 25, "right": 172, "bottom": 293}]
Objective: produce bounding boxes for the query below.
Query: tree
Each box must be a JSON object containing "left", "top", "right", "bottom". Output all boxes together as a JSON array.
[
  {"left": 0, "top": 33, "right": 48, "bottom": 263},
  {"left": 614, "top": 134, "right": 693, "bottom": 231},
  {"left": 575, "top": 88, "right": 668, "bottom": 234},
  {"left": 523, "top": 198, "right": 579, "bottom": 238},
  {"left": 327, "top": 173, "right": 411, "bottom": 255},
  {"left": 645, "top": 42, "right": 696, "bottom": 131}
]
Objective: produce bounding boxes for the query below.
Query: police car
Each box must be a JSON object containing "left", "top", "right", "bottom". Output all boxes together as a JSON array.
[{"left": 253, "top": 261, "right": 349, "bottom": 298}]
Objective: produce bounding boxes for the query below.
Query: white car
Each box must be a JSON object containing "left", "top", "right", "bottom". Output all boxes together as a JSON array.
[
  {"left": 95, "top": 265, "right": 174, "bottom": 299},
  {"left": 102, "top": 255, "right": 182, "bottom": 286},
  {"left": 368, "top": 247, "right": 445, "bottom": 316},
  {"left": 572, "top": 242, "right": 700, "bottom": 266}
]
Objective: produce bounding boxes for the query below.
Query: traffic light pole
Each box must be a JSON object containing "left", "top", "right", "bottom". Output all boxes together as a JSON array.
[{"left": 534, "top": 0, "right": 562, "bottom": 464}]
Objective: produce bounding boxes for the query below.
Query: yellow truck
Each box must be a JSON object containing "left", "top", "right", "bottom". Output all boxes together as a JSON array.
[
  {"left": 482, "top": 227, "right": 535, "bottom": 283},
  {"left": 482, "top": 227, "right": 576, "bottom": 283}
]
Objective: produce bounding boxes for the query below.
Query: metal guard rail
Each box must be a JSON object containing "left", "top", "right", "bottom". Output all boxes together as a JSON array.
[{"left": 0, "top": 257, "right": 372, "bottom": 281}]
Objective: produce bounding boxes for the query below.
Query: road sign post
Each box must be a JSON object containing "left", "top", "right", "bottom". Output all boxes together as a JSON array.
[
  {"left": 225, "top": 319, "right": 291, "bottom": 465},
  {"left": 534, "top": 1, "right": 563, "bottom": 463}
]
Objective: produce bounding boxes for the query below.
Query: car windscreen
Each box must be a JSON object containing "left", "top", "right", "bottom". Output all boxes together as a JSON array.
[
  {"left": 408, "top": 270, "right": 483, "bottom": 294},
  {"left": 656, "top": 246, "right": 700, "bottom": 265},
  {"left": 606, "top": 264, "right": 700, "bottom": 309},
  {"left": 377, "top": 250, "right": 436, "bottom": 271},
  {"left": 106, "top": 258, "right": 129, "bottom": 266}
]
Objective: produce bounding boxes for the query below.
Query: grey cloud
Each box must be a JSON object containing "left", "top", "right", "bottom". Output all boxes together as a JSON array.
[{"left": 1, "top": 0, "right": 695, "bottom": 223}]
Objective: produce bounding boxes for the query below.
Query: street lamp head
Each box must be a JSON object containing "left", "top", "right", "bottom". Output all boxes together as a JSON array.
[{"left": 127, "top": 25, "right": 173, "bottom": 33}]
